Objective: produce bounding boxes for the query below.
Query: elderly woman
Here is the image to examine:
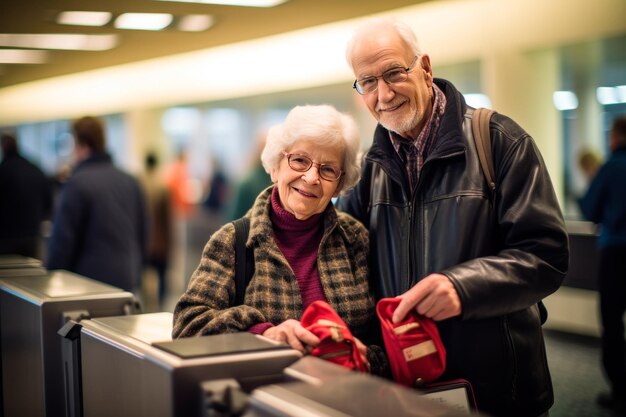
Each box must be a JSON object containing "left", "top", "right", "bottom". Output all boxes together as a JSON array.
[{"left": 172, "top": 104, "right": 386, "bottom": 373}]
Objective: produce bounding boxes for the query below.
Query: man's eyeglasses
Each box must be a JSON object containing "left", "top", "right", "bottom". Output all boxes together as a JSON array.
[
  {"left": 282, "top": 152, "right": 343, "bottom": 182},
  {"left": 353, "top": 56, "right": 419, "bottom": 95}
]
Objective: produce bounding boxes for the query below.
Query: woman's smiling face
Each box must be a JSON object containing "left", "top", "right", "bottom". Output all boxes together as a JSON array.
[{"left": 271, "top": 138, "right": 344, "bottom": 220}]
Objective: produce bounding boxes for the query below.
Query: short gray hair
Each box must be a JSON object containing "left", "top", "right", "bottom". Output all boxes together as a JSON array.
[
  {"left": 345, "top": 17, "right": 422, "bottom": 71},
  {"left": 261, "top": 104, "right": 361, "bottom": 193}
]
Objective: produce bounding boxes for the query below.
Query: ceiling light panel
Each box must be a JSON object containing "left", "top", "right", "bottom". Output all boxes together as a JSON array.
[
  {"left": 0, "top": 49, "right": 49, "bottom": 64},
  {"left": 57, "top": 11, "right": 113, "bottom": 27},
  {"left": 155, "top": 0, "right": 288, "bottom": 7},
  {"left": 0, "top": 34, "right": 118, "bottom": 51},
  {"left": 115, "top": 13, "right": 173, "bottom": 31},
  {"left": 178, "top": 14, "right": 215, "bottom": 32}
]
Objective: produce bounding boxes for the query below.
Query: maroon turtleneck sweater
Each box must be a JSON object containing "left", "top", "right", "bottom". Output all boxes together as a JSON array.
[
  {"left": 270, "top": 188, "right": 327, "bottom": 306},
  {"left": 249, "top": 188, "right": 328, "bottom": 334}
]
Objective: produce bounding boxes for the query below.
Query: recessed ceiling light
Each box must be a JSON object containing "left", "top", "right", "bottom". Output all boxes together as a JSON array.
[
  {"left": 0, "top": 34, "right": 118, "bottom": 51},
  {"left": 115, "top": 13, "right": 173, "bottom": 31},
  {"left": 178, "top": 14, "right": 215, "bottom": 32},
  {"left": 57, "top": 11, "right": 113, "bottom": 27},
  {"left": 155, "top": 0, "right": 288, "bottom": 7},
  {"left": 618, "top": 86, "right": 626, "bottom": 103},
  {"left": 0, "top": 49, "right": 49, "bottom": 64},
  {"left": 553, "top": 91, "right": 579, "bottom": 111},
  {"left": 596, "top": 87, "right": 619, "bottom": 105}
]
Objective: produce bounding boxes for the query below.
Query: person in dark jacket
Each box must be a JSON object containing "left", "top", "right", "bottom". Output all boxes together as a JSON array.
[
  {"left": 0, "top": 132, "right": 52, "bottom": 258},
  {"left": 579, "top": 115, "right": 626, "bottom": 414},
  {"left": 141, "top": 152, "right": 172, "bottom": 308},
  {"left": 172, "top": 105, "right": 387, "bottom": 375},
  {"left": 46, "top": 116, "right": 147, "bottom": 292},
  {"left": 337, "top": 18, "right": 569, "bottom": 417}
]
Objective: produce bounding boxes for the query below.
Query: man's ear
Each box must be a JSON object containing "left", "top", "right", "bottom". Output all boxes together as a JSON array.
[{"left": 420, "top": 54, "right": 433, "bottom": 86}]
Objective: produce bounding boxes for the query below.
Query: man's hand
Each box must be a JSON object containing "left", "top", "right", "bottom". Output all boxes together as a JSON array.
[
  {"left": 392, "top": 273, "right": 462, "bottom": 323},
  {"left": 262, "top": 319, "right": 320, "bottom": 353}
]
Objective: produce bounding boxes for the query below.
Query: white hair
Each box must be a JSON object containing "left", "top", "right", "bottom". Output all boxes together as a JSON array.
[
  {"left": 260, "top": 104, "right": 361, "bottom": 193},
  {"left": 345, "top": 17, "right": 423, "bottom": 71}
]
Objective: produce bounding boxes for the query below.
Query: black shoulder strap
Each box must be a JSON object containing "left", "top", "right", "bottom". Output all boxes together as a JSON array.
[
  {"left": 472, "top": 108, "right": 496, "bottom": 198},
  {"left": 232, "top": 217, "right": 254, "bottom": 306}
]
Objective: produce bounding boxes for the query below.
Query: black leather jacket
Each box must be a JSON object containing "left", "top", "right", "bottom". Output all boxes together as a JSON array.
[{"left": 338, "top": 79, "right": 569, "bottom": 417}]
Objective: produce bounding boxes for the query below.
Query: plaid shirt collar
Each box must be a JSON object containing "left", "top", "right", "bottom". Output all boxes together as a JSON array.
[
  {"left": 389, "top": 84, "right": 447, "bottom": 189},
  {"left": 390, "top": 83, "right": 446, "bottom": 156}
]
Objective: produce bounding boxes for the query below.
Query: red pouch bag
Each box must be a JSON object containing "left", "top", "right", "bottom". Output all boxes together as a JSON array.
[
  {"left": 376, "top": 297, "right": 446, "bottom": 386},
  {"left": 300, "top": 300, "right": 368, "bottom": 372}
]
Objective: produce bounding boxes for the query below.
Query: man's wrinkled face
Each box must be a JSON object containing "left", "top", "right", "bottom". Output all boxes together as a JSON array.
[{"left": 350, "top": 29, "right": 434, "bottom": 139}]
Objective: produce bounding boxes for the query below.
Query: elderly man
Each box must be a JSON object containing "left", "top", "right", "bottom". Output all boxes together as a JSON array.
[{"left": 337, "top": 18, "right": 569, "bottom": 417}]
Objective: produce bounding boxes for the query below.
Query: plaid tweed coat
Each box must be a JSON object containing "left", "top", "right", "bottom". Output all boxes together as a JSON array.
[{"left": 172, "top": 186, "right": 376, "bottom": 343}]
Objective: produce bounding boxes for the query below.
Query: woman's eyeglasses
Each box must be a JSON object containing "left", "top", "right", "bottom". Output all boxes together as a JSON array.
[{"left": 282, "top": 152, "right": 343, "bottom": 182}]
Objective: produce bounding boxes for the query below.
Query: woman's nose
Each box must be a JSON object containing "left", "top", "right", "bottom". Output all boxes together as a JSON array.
[{"left": 301, "top": 165, "right": 321, "bottom": 183}]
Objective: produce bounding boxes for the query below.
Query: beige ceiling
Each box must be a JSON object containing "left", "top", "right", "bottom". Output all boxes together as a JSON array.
[{"left": 0, "top": 0, "right": 430, "bottom": 89}]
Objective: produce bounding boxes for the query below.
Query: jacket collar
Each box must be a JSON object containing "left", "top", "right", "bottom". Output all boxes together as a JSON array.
[
  {"left": 613, "top": 146, "right": 626, "bottom": 155},
  {"left": 429, "top": 78, "right": 469, "bottom": 158},
  {"left": 72, "top": 152, "right": 112, "bottom": 174},
  {"left": 367, "top": 78, "right": 468, "bottom": 170},
  {"left": 246, "top": 186, "right": 346, "bottom": 247}
]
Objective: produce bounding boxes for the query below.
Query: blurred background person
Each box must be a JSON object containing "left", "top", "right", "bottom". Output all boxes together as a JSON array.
[
  {"left": 228, "top": 130, "right": 272, "bottom": 220},
  {"left": 141, "top": 152, "right": 173, "bottom": 311},
  {"left": 46, "top": 116, "right": 147, "bottom": 293},
  {"left": 164, "top": 148, "right": 197, "bottom": 305},
  {"left": 165, "top": 149, "right": 196, "bottom": 220},
  {"left": 202, "top": 155, "right": 230, "bottom": 218},
  {"left": 0, "top": 132, "right": 52, "bottom": 259},
  {"left": 578, "top": 148, "right": 603, "bottom": 183},
  {"left": 578, "top": 114, "right": 626, "bottom": 415}
]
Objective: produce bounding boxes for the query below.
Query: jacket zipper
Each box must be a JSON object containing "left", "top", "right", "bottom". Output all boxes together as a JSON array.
[{"left": 409, "top": 150, "right": 465, "bottom": 284}]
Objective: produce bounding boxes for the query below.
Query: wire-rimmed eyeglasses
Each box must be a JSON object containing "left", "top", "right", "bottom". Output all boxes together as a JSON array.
[
  {"left": 282, "top": 152, "right": 343, "bottom": 182},
  {"left": 352, "top": 56, "right": 419, "bottom": 95}
]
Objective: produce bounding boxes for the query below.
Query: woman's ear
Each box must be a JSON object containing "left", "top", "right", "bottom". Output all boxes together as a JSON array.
[
  {"left": 332, "top": 179, "right": 343, "bottom": 198},
  {"left": 270, "top": 168, "right": 278, "bottom": 183}
]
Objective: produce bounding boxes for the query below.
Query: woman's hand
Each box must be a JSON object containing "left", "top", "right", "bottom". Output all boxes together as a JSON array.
[
  {"left": 354, "top": 337, "right": 370, "bottom": 371},
  {"left": 262, "top": 319, "right": 320, "bottom": 353}
]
